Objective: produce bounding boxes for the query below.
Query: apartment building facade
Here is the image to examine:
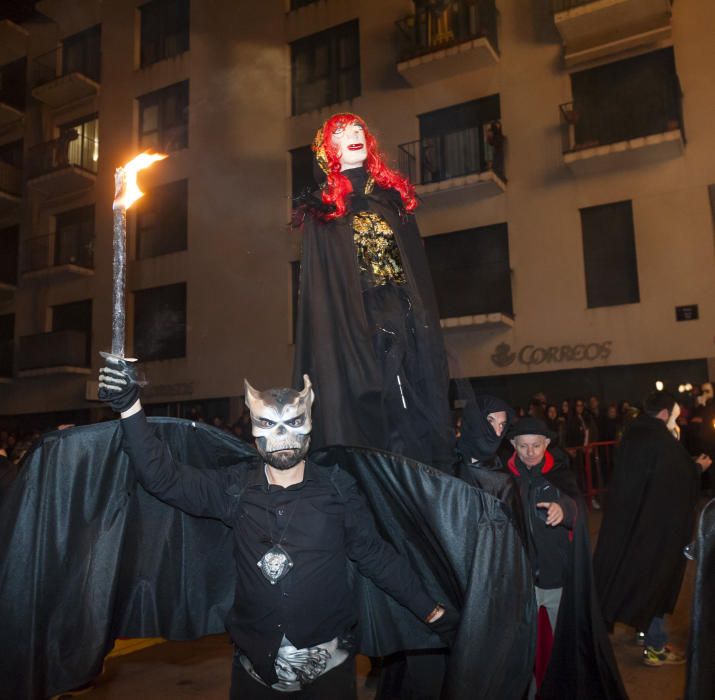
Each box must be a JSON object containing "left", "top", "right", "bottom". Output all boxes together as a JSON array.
[{"left": 0, "top": 0, "right": 714, "bottom": 428}]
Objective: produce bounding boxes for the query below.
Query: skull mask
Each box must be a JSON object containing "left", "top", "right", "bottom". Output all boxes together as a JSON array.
[{"left": 244, "top": 375, "right": 314, "bottom": 470}]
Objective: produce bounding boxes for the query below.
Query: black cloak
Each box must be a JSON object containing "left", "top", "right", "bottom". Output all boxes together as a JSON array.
[
  {"left": 0, "top": 419, "right": 534, "bottom": 700},
  {"left": 505, "top": 447, "right": 628, "bottom": 700},
  {"left": 593, "top": 414, "right": 701, "bottom": 630},
  {"left": 292, "top": 176, "right": 454, "bottom": 471},
  {"left": 685, "top": 497, "right": 715, "bottom": 700}
]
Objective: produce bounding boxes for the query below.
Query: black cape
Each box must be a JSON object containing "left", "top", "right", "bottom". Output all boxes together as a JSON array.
[
  {"left": 0, "top": 419, "right": 535, "bottom": 700},
  {"left": 593, "top": 414, "right": 701, "bottom": 630},
  {"left": 506, "top": 448, "right": 628, "bottom": 700},
  {"left": 292, "top": 184, "right": 454, "bottom": 470},
  {"left": 685, "top": 497, "right": 715, "bottom": 700}
]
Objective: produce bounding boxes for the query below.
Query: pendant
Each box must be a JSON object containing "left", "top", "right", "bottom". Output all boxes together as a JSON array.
[{"left": 257, "top": 544, "right": 294, "bottom": 585}]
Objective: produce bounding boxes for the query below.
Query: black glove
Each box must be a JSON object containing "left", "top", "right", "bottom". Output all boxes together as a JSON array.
[
  {"left": 98, "top": 353, "right": 140, "bottom": 413},
  {"left": 427, "top": 605, "right": 460, "bottom": 647}
]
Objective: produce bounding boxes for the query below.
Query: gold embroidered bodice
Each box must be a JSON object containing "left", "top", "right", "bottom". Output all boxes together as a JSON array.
[{"left": 351, "top": 211, "right": 406, "bottom": 287}]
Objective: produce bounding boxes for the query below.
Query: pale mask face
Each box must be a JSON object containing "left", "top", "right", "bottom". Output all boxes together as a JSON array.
[
  {"left": 331, "top": 121, "right": 367, "bottom": 171},
  {"left": 666, "top": 402, "right": 681, "bottom": 435},
  {"left": 244, "top": 375, "right": 314, "bottom": 470}
]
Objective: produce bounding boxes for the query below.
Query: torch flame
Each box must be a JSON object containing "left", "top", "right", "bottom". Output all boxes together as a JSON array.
[{"left": 113, "top": 152, "right": 168, "bottom": 210}]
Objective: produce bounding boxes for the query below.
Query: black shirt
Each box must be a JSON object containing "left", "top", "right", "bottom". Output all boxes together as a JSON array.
[{"left": 121, "top": 410, "right": 435, "bottom": 684}]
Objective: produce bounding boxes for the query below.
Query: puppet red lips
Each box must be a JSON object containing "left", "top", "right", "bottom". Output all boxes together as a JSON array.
[{"left": 347, "top": 143, "right": 364, "bottom": 151}]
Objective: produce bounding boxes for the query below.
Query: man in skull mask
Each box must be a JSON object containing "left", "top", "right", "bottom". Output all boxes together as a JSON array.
[{"left": 98, "top": 356, "right": 455, "bottom": 699}]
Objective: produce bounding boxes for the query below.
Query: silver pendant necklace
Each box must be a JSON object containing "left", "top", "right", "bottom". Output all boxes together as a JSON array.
[{"left": 257, "top": 467, "right": 297, "bottom": 585}]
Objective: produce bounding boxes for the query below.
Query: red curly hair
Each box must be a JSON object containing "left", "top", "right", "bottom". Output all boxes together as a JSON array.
[{"left": 313, "top": 113, "right": 418, "bottom": 220}]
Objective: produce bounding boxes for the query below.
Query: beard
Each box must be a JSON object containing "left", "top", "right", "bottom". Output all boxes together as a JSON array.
[{"left": 256, "top": 437, "right": 311, "bottom": 470}]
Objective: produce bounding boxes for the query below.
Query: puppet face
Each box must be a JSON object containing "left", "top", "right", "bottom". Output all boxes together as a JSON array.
[
  {"left": 666, "top": 402, "right": 681, "bottom": 434},
  {"left": 331, "top": 120, "right": 367, "bottom": 170},
  {"left": 244, "top": 375, "right": 314, "bottom": 470},
  {"left": 511, "top": 434, "right": 551, "bottom": 468}
]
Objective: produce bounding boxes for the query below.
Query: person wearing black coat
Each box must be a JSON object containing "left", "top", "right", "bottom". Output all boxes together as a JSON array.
[
  {"left": 594, "top": 391, "right": 711, "bottom": 667},
  {"left": 505, "top": 417, "right": 627, "bottom": 700}
]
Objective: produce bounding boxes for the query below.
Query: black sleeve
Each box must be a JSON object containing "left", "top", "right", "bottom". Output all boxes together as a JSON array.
[
  {"left": 121, "top": 409, "right": 235, "bottom": 523},
  {"left": 341, "top": 475, "right": 435, "bottom": 621},
  {"left": 556, "top": 493, "right": 578, "bottom": 530}
]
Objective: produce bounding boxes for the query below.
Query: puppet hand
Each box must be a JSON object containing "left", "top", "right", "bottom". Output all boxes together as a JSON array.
[
  {"left": 536, "top": 502, "right": 564, "bottom": 527},
  {"left": 98, "top": 353, "right": 141, "bottom": 413},
  {"left": 695, "top": 454, "right": 712, "bottom": 472},
  {"left": 426, "top": 605, "right": 459, "bottom": 647}
]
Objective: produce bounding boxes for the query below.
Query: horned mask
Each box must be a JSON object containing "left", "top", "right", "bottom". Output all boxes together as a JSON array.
[{"left": 244, "top": 375, "right": 314, "bottom": 470}]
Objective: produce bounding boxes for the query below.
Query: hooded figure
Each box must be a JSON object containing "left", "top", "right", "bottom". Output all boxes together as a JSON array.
[
  {"left": 292, "top": 113, "right": 454, "bottom": 471},
  {"left": 454, "top": 394, "right": 524, "bottom": 538}
]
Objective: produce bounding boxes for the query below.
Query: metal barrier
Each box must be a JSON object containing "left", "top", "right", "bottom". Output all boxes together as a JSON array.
[
  {"left": 22, "top": 232, "right": 94, "bottom": 272},
  {"left": 28, "top": 132, "right": 99, "bottom": 179},
  {"left": 396, "top": 0, "right": 499, "bottom": 62},
  {"left": 565, "top": 440, "right": 618, "bottom": 509},
  {"left": 33, "top": 44, "right": 101, "bottom": 87}
]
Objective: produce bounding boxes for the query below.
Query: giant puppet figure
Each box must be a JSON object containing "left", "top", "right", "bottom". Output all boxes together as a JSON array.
[{"left": 293, "top": 113, "right": 454, "bottom": 470}]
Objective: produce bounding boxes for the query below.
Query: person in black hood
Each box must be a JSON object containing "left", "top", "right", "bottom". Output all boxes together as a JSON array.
[{"left": 454, "top": 394, "right": 524, "bottom": 538}]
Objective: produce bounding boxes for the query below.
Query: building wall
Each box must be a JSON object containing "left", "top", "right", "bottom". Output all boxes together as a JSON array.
[{"left": 0, "top": 0, "right": 714, "bottom": 422}]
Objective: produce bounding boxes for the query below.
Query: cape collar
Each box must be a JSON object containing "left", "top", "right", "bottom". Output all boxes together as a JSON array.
[{"left": 507, "top": 450, "right": 555, "bottom": 477}]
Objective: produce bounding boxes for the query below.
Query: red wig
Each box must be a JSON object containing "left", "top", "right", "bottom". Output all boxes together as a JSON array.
[{"left": 313, "top": 113, "right": 418, "bottom": 220}]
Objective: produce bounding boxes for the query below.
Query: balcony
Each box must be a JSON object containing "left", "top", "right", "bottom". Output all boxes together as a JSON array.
[
  {"left": 0, "top": 57, "right": 27, "bottom": 127},
  {"left": 552, "top": 0, "right": 672, "bottom": 68},
  {"left": 396, "top": 0, "right": 499, "bottom": 86},
  {"left": 21, "top": 231, "right": 94, "bottom": 282},
  {"left": 398, "top": 125, "right": 506, "bottom": 199},
  {"left": 559, "top": 96, "right": 684, "bottom": 174},
  {"left": 31, "top": 45, "right": 100, "bottom": 108},
  {"left": 0, "top": 161, "right": 22, "bottom": 213},
  {"left": 0, "top": 338, "right": 13, "bottom": 381},
  {"left": 27, "top": 133, "right": 98, "bottom": 198},
  {"left": 17, "top": 329, "right": 91, "bottom": 376}
]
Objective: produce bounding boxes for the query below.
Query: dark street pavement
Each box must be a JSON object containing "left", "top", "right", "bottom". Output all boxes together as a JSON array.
[{"left": 63, "top": 511, "right": 697, "bottom": 700}]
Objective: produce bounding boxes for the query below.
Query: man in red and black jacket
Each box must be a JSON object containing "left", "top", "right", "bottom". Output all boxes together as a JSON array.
[{"left": 505, "top": 417, "right": 627, "bottom": 700}]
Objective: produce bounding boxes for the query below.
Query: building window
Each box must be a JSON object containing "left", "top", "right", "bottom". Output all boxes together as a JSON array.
[
  {"left": 0, "top": 313, "right": 13, "bottom": 377},
  {"left": 401, "top": 95, "right": 503, "bottom": 185},
  {"left": 0, "top": 139, "right": 23, "bottom": 169},
  {"left": 290, "top": 146, "right": 314, "bottom": 200},
  {"left": 139, "top": 81, "right": 189, "bottom": 152},
  {"left": 291, "top": 20, "right": 360, "bottom": 115},
  {"left": 0, "top": 226, "right": 19, "bottom": 286},
  {"left": 0, "top": 58, "right": 26, "bottom": 111},
  {"left": 62, "top": 25, "right": 101, "bottom": 82},
  {"left": 52, "top": 299, "right": 92, "bottom": 365},
  {"left": 136, "top": 179, "right": 188, "bottom": 259},
  {"left": 59, "top": 115, "right": 99, "bottom": 173},
  {"left": 567, "top": 48, "right": 682, "bottom": 152},
  {"left": 424, "top": 223, "right": 512, "bottom": 318},
  {"left": 133, "top": 282, "right": 186, "bottom": 360},
  {"left": 580, "top": 201, "right": 640, "bottom": 308},
  {"left": 55, "top": 205, "right": 94, "bottom": 268},
  {"left": 140, "top": 0, "right": 190, "bottom": 68}
]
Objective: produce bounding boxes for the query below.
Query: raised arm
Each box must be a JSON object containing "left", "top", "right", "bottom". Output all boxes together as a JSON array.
[{"left": 98, "top": 355, "right": 236, "bottom": 522}]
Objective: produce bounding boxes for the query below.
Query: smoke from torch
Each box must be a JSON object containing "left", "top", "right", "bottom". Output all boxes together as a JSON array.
[{"left": 110, "top": 152, "right": 167, "bottom": 357}]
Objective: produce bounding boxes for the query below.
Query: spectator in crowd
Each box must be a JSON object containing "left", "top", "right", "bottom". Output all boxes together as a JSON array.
[
  {"left": 565, "top": 399, "right": 600, "bottom": 507},
  {"left": 594, "top": 390, "right": 711, "bottom": 667},
  {"left": 544, "top": 405, "right": 563, "bottom": 447},
  {"left": 0, "top": 441, "right": 17, "bottom": 502}
]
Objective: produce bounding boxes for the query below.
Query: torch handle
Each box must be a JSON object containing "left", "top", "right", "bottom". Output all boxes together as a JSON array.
[{"left": 111, "top": 206, "right": 127, "bottom": 358}]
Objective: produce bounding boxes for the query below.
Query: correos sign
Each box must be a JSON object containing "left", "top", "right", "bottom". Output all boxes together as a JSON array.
[{"left": 491, "top": 341, "right": 613, "bottom": 368}]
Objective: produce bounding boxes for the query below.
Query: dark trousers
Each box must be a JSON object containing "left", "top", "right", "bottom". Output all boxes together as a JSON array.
[{"left": 230, "top": 652, "right": 357, "bottom": 700}]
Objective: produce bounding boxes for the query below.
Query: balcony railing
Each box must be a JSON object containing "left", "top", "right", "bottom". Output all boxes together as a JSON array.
[
  {"left": 559, "top": 93, "right": 684, "bottom": 154},
  {"left": 396, "top": 0, "right": 498, "bottom": 62},
  {"left": 22, "top": 232, "right": 94, "bottom": 273},
  {"left": 0, "top": 58, "right": 27, "bottom": 112},
  {"left": 34, "top": 45, "right": 101, "bottom": 87},
  {"left": 17, "top": 329, "right": 90, "bottom": 372},
  {"left": 27, "top": 132, "right": 99, "bottom": 179},
  {"left": 399, "top": 123, "right": 505, "bottom": 186},
  {"left": 0, "top": 338, "right": 13, "bottom": 377}
]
